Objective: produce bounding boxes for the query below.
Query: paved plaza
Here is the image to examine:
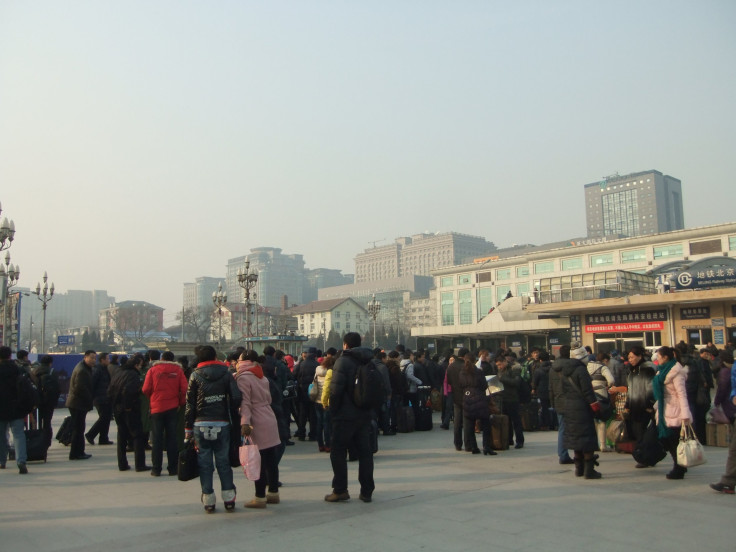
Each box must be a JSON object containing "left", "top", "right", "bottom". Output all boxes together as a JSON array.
[{"left": 1, "top": 410, "right": 734, "bottom": 552}]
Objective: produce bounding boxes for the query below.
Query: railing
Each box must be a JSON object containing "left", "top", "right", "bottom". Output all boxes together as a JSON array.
[{"left": 537, "top": 282, "right": 654, "bottom": 304}]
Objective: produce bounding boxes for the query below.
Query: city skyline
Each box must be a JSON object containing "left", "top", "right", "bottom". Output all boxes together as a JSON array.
[{"left": 2, "top": 2, "right": 735, "bottom": 326}]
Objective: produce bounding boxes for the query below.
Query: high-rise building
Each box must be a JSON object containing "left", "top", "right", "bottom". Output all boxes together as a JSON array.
[
  {"left": 354, "top": 232, "right": 496, "bottom": 283},
  {"left": 183, "top": 277, "right": 225, "bottom": 314},
  {"left": 585, "top": 170, "right": 684, "bottom": 239},
  {"left": 226, "top": 247, "right": 305, "bottom": 311},
  {"left": 303, "top": 268, "right": 354, "bottom": 303}
]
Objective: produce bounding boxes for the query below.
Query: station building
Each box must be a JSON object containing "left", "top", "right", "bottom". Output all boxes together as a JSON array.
[{"left": 412, "top": 222, "right": 736, "bottom": 356}]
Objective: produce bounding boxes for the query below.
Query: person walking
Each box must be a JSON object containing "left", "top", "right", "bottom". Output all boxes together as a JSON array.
[
  {"left": 185, "top": 346, "right": 241, "bottom": 513},
  {"left": 325, "top": 332, "right": 375, "bottom": 503},
  {"left": 0, "top": 346, "right": 36, "bottom": 473},
  {"left": 142, "top": 350, "right": 188, "bottom": 476},
  {"left": 86, "top": 352, "right": 114, "bottom": 446},
  {"left": 65, "top": 350, "right": 96, "bottom": 460},
  {"left": 709, "top": 349, "right": 736, "bottom": 494},
  {"left": 31, "top": 354, "right": 61, "bottom": 449}
]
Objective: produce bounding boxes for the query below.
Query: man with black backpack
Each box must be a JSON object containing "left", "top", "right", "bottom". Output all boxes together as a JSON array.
[
  {"left": 31, "top": 355, "right": 61, "bottom": 449},
  {"left": 325, "top": 332, "right": 377, "bottom": 503}
]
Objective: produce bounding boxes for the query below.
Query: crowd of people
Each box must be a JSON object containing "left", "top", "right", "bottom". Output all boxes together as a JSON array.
[{"left": 1, "top": 336, "right": 735, "bottom": 510}]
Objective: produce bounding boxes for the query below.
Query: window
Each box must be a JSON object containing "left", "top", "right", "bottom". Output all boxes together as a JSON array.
[
  {"left": 458, "top": 273, "right": 471, "bottom": 285},
  {"left": 534, "top": 261, "right": 554, "bottom": 274},
  {"left": 345, "top": 312, "right": 350, "bottom": 320},
  {"left": 496, "top": 285, "right": 511, "bottom": 304},
  {"left": 496, "top": 268, "right": 511, "bottom": 280},
  {"left": 346, "top": 323, "right": 351, "bottom": 331},
  {"left": 441, "top": 292, "right": 454, "bottom": 326},
  {"left": 477, "top": 288, "right": 493, "bottom": 321},
  {"left": 516, "top": 266, "right": 530, "bottom": 277},
  {"left": 517, "top": 282, "right": 530, "bottom": 296},
  {"left": 334, "top": 322, "right": 341, "bottom": 330},
  {"left": 730, "top": 236, "right": 736, "bottom": 251},
  {"left": 653, "top": 244, "right": 683, "bottom": 259},
  {"left": 477, "top": 271, "right": 492, "bottom": 283},
  {"left": 458, "top": 290, "right": 472, "bottom": 324},
  {"left": 590, "top": 253, "right": 613, "bottom": 266},
  {"left": 334, "top": 311, "right": 341, "bottom": 318},
  {"left": 561, "top": 257, "right": 583, "bottom": 271},
  {"left": 621, "top": 249, "right": 646, "bottom": 263},
  {"left": 440, "top": 276, "right": 454, "bottom": 287}
]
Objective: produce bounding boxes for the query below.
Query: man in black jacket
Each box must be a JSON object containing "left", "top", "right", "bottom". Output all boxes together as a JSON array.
[
  {"left": 0, "top": 346, "right": 33, "bottom": 473},
  {"left": 446, "top": 348, "right": 470, "bottom": 451},
  {"left": 86, "top": 352, "right": 113, "bottom": 445},
  {"left": 31, "top": 355, "right": 61, "bottom": 449},
  {"left": 108, "top": 354, "right": 149, "bottom": 472},
  {"left": 293, "top": 347, "right": 318, "bottom": 441},
  {"left": 325, "top": 333, "right": 375, "bottom": 503},
  {"left": 65, "top": 350, "right": 96, "bottom": 460}
]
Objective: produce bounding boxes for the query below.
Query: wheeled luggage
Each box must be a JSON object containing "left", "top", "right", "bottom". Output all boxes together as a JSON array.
[
  {"left": 396, "top": 406, "right": 415, "bottom": 433},
  {"left": 25, "top": 411, "right": 48, "bottom": 462},
  {"left": 56, "top": 415, "right": 73, "bottom": 446},
  {"left": 415, "top": 405, "right": 433, "bottom": 431},
  {"left": 490, "top": 414, "right": 509, "bottom": 450},
  {"left": 520, "top": 399, "right": 540, "bottom": 431}
]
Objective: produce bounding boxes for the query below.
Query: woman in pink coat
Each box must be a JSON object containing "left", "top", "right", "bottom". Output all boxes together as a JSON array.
[
  {"left": 236, "top": 350, "right": 281, "bottom": 508},
  {"left": 652, "top": 345, "right": 693, "bottom": 480}
]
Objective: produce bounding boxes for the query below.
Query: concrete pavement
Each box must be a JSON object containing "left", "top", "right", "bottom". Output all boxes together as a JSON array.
[{"left": 1, "top": 409, "right": 734, "bottom": 552}]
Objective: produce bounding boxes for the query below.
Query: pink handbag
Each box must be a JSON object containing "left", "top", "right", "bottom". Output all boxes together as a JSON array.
[{"left": 239, "top": 437, "right": 261, "bottom": 481}]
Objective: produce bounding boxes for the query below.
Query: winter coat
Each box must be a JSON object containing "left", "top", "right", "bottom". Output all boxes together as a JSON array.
[
  {"left": 714, "top": 364, "right": 735, "bottom": 422},
  {"left": 402, "top": 360, "right": 422, "bottom": 394},
  {"left": 586, "top": 361, "right": 614, "bottom": 401},
  {"left": 314, "top": 364, "right": 329, "bottom": 406},
  {"left": 373, "top": 359, "right": 392, "bottom": 400},
  {"left": 446, "top": 358, "right": 466, "bottom": 407},
  {"left": 184, "top": 360, "right": 241, "bottom": 428},
  {"left": 321, "top": 367, "right": 334, "bottom": 407},
  {"left": 654, "top": 362, "right": 693, "bottom": 428},
  {"left": 625, "top": 361, "right": 656, "bottom": 423},
  {"left": 559, "top": 358, "right": 599, "bottom": 452},
  {"left": 608, "top": 356, "right": 627, "bottom": 387},
  {"left": 108, "top": 363, "right": 143, "bottom": 413},
  {"left": 328, "top": 346, "right": 374, "bottom": 422},
  {"left": 499, "top": 364, "right": 522, "bottom": 405},
  {"left": 532, "top": 361, "right": 551, "bottom": 401},
  {"left": 0, "top": 359, "right": 29, "bottom": 421},
  {"left": 31, "top": 363, "right": 61, "bottom": 411},
  {"left": 458, "top": 368, "right": 488, "bottom": 421},
  {"left": 91, "top": 363, "right": 111, "bottom": 406},
  {"left": 66, "top": 360, "right": 94, "bottom": 411},
  {"left": 142, "top": 360, "right": 188, "bottom": 414},
  {"left": 413, "top": 361, "right": 430, "bottom": 387},
  {"left": 235, "top": 361, "right": 280, "bottom": 450},
  {"left": 387, "top": 359, "right": 407, "bottom": 398},
  {"left": 293, "top": 354, "right": 319, "bottom": 391}
]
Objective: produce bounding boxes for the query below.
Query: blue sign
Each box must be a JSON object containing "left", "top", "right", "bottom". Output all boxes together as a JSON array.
[{"left": 58, "top": 335, "right": 75, "bottom": 346}]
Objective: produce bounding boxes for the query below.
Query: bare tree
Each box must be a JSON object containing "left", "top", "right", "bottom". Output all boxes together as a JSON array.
[{"left": 176, "top": 307, "right": 213, "bottom": 343}]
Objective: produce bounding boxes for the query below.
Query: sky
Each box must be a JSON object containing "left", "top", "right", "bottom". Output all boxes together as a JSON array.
[{"left": 1, "top": 1, "right": 735, "bottom": 326}]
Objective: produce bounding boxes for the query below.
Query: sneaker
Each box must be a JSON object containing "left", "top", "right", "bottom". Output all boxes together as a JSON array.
[
  {"left": 709, "top": 482, "right": 735, "bottom": 494},
  {"left": 324, "top": 491, "right": 350, "bottom": 502},
  {"left": 18, "top": 463, "right": 28, "bottom": 474}
]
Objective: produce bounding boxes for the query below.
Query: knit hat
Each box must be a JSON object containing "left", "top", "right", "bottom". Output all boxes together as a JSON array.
[{"left": 570, "top": 342, "right": 588, "bottom": 360}]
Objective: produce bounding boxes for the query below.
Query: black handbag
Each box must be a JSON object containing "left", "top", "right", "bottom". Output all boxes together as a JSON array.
[
  {"left": 178, "top": 440, "right": 199, "bottom": 481},
  {"left": 463, "top": 388, "right": 490, "bottom": 420},
  {"left": 632, "top": 421, "right": 667, "bottom": 467}
]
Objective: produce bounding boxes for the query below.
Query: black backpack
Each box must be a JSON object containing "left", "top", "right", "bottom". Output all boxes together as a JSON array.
[
  {"left": 36, "top": 369, "right": 61, "bottom": 409},
  {"left": 15, "top": 371, "right": 39, "bottom": 416},
  {"left": 353, "top": 359, "right": 384, "bottom": 410}
]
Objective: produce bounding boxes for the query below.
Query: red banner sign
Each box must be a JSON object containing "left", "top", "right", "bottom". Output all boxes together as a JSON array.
[{"left": 585, "top": 322, "right": 664, "bottom": 333}]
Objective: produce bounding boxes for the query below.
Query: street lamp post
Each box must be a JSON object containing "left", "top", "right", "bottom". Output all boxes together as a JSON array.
[
  {"left": 0, "top": 251, "right": 20, "bottom": 347},
  {"left": 33, "top": 271, "right": 55, "bottom": 353},
  {"left": 236, "top": 260, "right": 258, "bottom": 337},
  {"left": 212, "top": 282, "right": 227, "bottom": 345},
  {"left": 367, "top": 294, "right": 381, "bottom": 348}
]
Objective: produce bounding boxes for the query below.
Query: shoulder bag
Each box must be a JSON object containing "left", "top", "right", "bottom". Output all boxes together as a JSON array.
[
  {"left": 677, "top": 421, "right": 707, "bottom": 468},
  {"left": 567, "top": 376, "right": 612, "bottom": 421}
]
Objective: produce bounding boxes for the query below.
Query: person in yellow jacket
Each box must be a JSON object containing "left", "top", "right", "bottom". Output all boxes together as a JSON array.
[{"left": 316, "top": 356, "right": 335, "bottom": 452}]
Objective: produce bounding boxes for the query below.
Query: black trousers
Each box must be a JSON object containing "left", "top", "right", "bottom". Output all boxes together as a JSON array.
[
  {"left": 37, "top": 407, "right": 55, "bottom": 449},
  {"left": 150, "top": 407, "right": 179, "bottom": 473},
  {"left": 502, "top": 401, "right": 524, "bottom": 446},
  {"left": 114, "top": 409, "right": 146, "bottom": 470},
  {"left": 254, "top": 445, "right": 280, "bottom": 497},
  {"left": 296, "top": 396, "right": 316, "bottom": 439},
  {"left": 87, "top": 401, "right": 112, "bottom": 443},
  {"left": 329, "top": 418, "right": 374, "bottom": 496},
  {"left": 68, "top": 408, "right": 88, "bottom": 459}
]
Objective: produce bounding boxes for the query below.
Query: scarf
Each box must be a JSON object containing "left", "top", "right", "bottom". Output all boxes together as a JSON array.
[
  {"left": 236, "top": 360, "right": 264, "bottom": 379},
  {"left": 652, "top": 359, "right": 676, "bottom": 438}
]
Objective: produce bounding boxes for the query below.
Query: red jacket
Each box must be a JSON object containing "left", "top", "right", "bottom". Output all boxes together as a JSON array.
[{"left": 142, "top": 361, "right": 188, "bottom": 414}]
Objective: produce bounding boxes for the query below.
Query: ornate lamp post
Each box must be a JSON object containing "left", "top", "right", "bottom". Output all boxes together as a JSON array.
[
  {"left": 212, "top": 282, "right": 227, "bottom": 344},
  {"left": 0, "top": 252, "right": 20, "bottom": 347},
  {"left": 33, "top": 271, "right": 55, "bottom": 353},
  {"left": 367, "top": 294, "right": 381, "bottom": 348},
  {"left": 237, "top": 260, "right": 258, "bottom": 337},
  {"left": 0, "top": 202, "right": 16, "bottom": 252}
]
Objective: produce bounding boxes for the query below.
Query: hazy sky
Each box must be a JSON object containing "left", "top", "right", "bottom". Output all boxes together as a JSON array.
[{"left": 1, "top": 1, "right": 735, "bottom": 326}]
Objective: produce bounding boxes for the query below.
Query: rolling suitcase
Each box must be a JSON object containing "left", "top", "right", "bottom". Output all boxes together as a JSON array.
[
  {"left": 415, "top": 405, "right": 433, "bottom": 431},
  {"left": 396, "top": 406, "right": 415, "bottom": 433},
  {"left": 56, "top": 415, "right": 73, "bottom": 446},
  {"left": 520, "top": 399, "right": 540, "bottom": 432},
  {"left": 490, "top": 414, "right": 509, "bottom": 450},
  {"left": 25, "top": 410, "right": 48, "bottom": 462}
]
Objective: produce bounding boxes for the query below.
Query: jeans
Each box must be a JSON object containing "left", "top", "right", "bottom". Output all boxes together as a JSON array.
[
  {"left": 87, "top": 401, "right": 112, "bottom": 443},
  {"left": 68, "top": 407, "right": 88, "bottom": 459},
  {"left": 151, "top": 407, "right": 179, "bottom": 473},
  {"left": 315, "top": 403, "right": 330, "bottom": 448},
  {"left": 194, "top": 424, "right": 234, "bottom": 495},
  {"left": 557, "top": 412, "right": 571, "bottom": 460},
  {"left": 330, "top": 418, "right": 375, "bottom": 496},
  {"left": 0, "top": 419, "right": 26, "bottom": 466}
]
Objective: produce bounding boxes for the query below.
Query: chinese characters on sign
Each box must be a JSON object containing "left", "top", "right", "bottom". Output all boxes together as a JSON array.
[
  {"left": 680, "top": 307, "right": 711, "bottom": 320},
  {"left": 585, "top": 310, "right": 667, "bottom": 325}
]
